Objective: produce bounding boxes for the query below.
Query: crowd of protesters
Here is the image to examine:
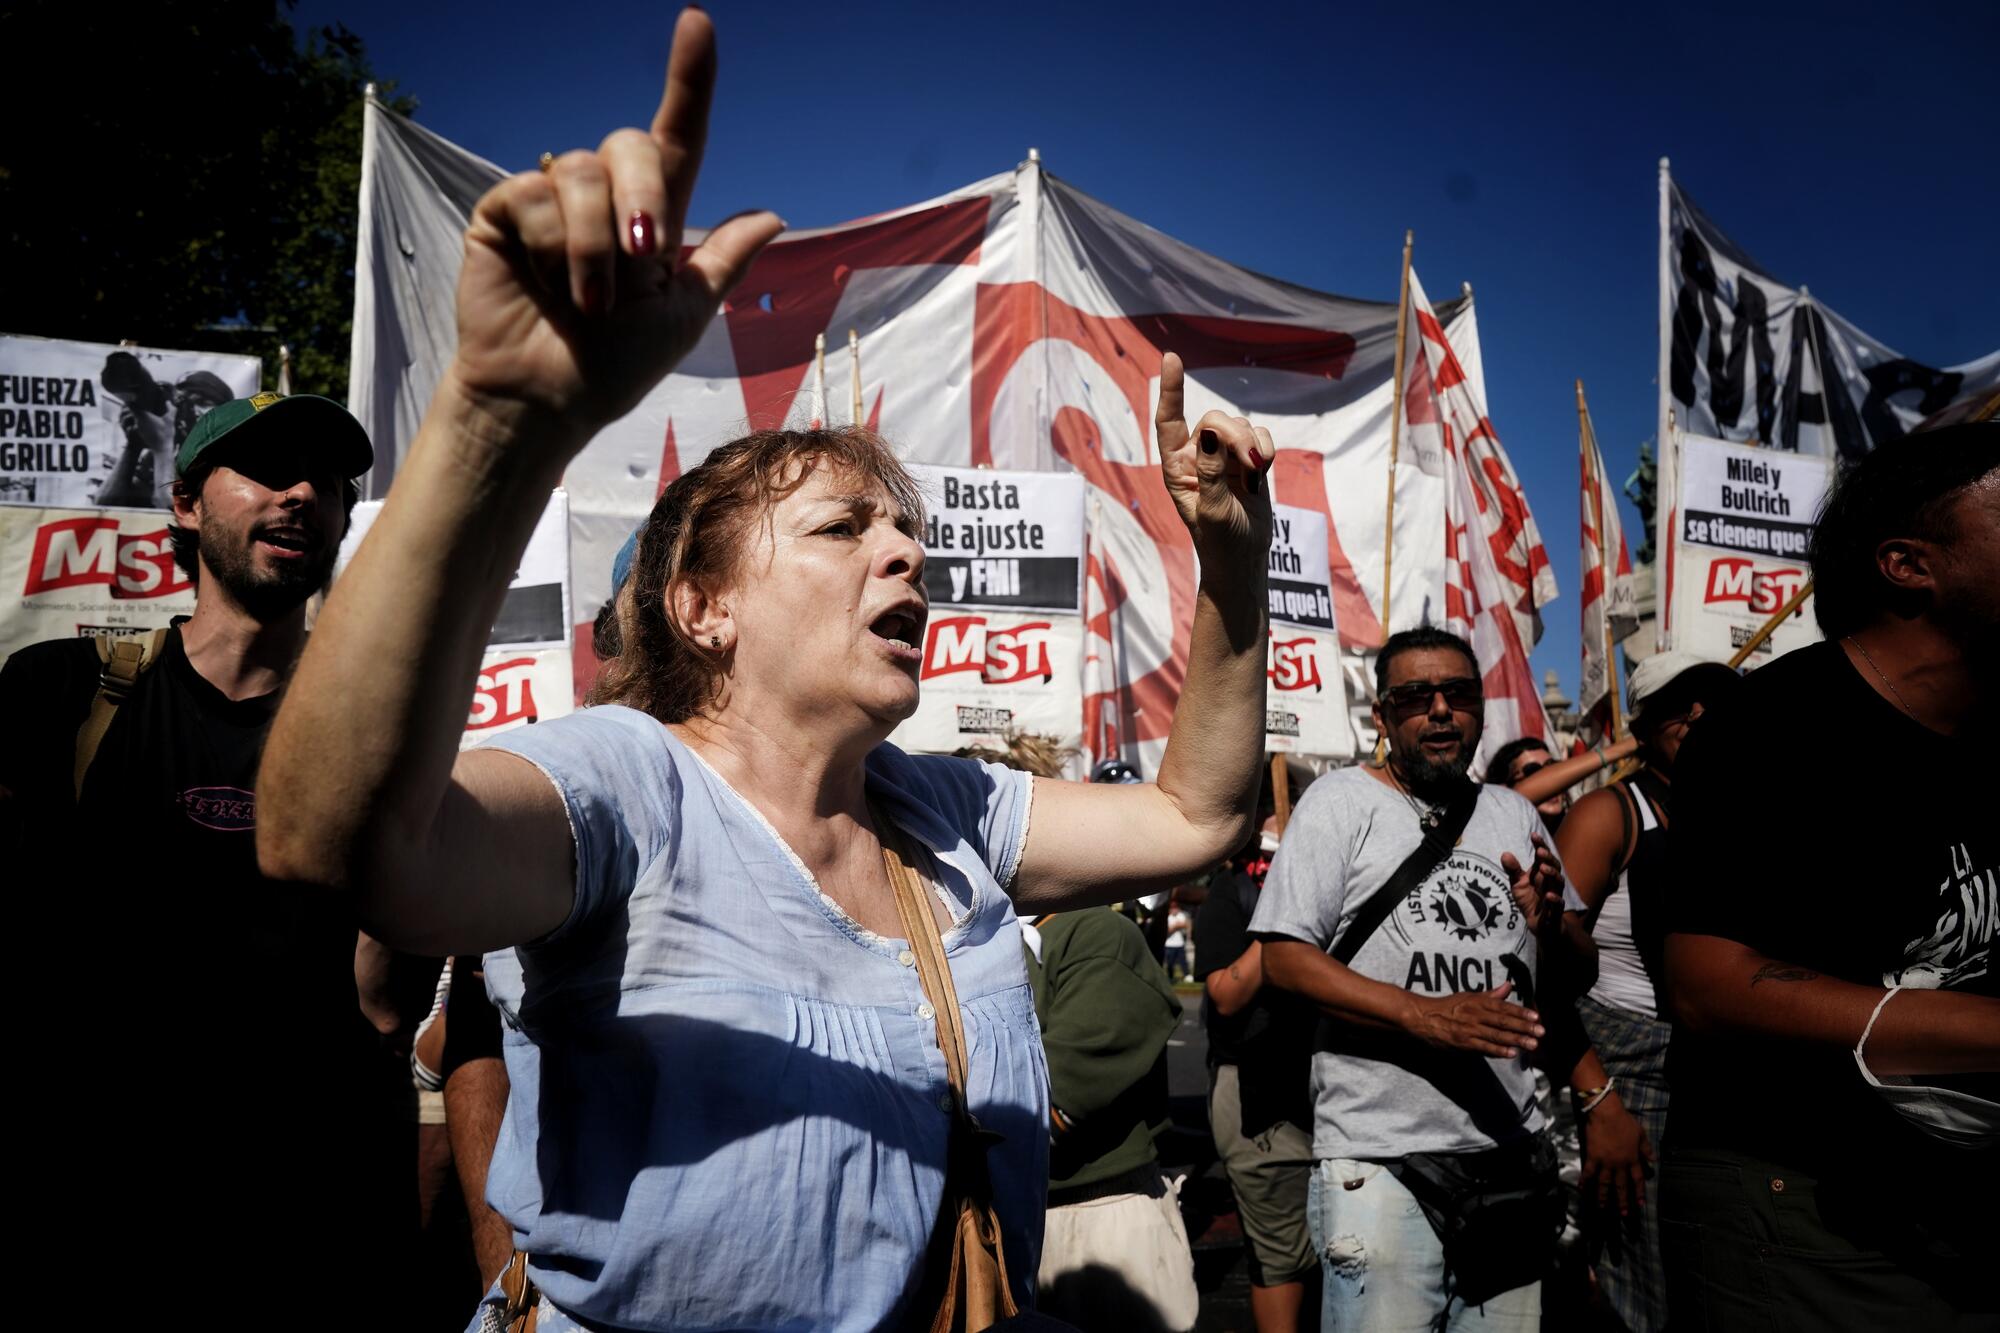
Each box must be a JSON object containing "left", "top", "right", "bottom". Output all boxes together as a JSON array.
[{"left": 0, "top": 8, "right": 1992, "bottom": 1331}]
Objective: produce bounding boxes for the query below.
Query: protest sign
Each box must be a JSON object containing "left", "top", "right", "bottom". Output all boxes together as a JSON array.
[
  {"left": 1260, "top": 503, "right": 1351, "bottom": 757},
  {"left": 337, "top": 491, "right": 574, "bottom": 743},
  {"left": 1267, "top": 502, "right": 1336, "bottom": 632},
  {"left": 1669, "top": 433, "right": 1831, "bottom": 666},
  {"left": 889, "top": 610, "right": 1085, "bottom": 754},
  {"left": 885, "top": 466, "right": 1086, "bottom": 751},
  {"left": 0, "top": 334, "right": 260, "bottom": 509},
  {"left": 912, "top": 464, "right": 1084, "bottom": 612},
  {"left": 0, "top": 503, "right": 197, "bottom": 663}
]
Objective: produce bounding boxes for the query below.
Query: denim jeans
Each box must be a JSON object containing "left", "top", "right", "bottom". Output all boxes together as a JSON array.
[{"left": 1307, "top": 1158, "right": 1540, "bottom": 1331}]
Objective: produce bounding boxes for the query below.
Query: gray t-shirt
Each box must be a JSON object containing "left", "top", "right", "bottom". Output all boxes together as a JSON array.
[{"left": 1250, "top": 767, "right": 1563, "bottom": 1161}]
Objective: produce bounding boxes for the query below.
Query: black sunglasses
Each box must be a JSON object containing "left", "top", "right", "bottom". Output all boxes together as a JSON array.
[{"left": 1379, "top": 676, "right": 1484, "bottom": 719}]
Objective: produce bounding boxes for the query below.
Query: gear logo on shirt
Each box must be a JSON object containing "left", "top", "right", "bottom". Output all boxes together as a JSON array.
[{"left": 1428, "top": 872, "right": 1505, "bottom": 942}]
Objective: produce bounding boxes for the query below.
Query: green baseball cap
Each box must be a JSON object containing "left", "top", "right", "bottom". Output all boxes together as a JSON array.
[{"left": 175, "top": 391, "right": 374, "bottom": 480}]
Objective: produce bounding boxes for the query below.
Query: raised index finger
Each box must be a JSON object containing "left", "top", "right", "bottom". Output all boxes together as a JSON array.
[
  {"left": 650, "top": 8, "right": 717, "bottom": 248},
  {"left": 1156, "top": 352, "right": 1189, "bottom": 455}
]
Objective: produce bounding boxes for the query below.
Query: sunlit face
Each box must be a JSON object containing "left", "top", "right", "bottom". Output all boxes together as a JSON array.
[
  {"left": 717, "top": 462, "right": 929, "bottom": 733},
  {"left": 1373, "top": 645, "right": 1484, "bottom": 795},
  {"left": 174, "top": 440, "right": 348, "bottom": 618}
]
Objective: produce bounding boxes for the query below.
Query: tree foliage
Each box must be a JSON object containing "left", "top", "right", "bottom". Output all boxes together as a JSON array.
[{"left": 1, "top": 0, "right": 412, "bottom": 400}]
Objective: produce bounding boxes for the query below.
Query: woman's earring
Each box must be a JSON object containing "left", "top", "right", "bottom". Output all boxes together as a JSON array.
[{"left": 710, "top": 636, "right": 721, "bottom": 648}]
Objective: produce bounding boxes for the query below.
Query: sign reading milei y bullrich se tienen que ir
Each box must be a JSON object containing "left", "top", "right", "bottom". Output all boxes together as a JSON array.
[{"left": 1669, "top": 432, "right": 1832, "bottom": 666}]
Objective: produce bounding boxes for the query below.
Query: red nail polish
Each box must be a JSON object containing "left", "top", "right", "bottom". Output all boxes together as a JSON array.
[
  {"left": 630, "top": 211, "right": 656, "bottom": 256},
  {"left": 581, "top": 273, "right": 606, "bottom": 315},
  {"left": 1199, "top": 430, "right": 1218, "bottom": 455}
]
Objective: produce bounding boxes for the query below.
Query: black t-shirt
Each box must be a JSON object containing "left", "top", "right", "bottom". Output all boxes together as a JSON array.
[
  {"left": 1194, "top": 869, "right": 1315, "bottom": 1137},
  {"left": 1667, "top": 640, "right": 1997, "bottom": 1189},
  {"left": 0, "top": 628, "right": 407, "bottom": 1295}
]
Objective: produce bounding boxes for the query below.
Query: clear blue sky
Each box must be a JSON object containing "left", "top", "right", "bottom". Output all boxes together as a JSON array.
[{"left": 298, "top": 0, "right": 2000, "bottom": 697}]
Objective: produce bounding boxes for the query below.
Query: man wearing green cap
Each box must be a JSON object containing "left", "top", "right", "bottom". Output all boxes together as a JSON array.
[{"left": 0, "top": 391, "right": 402, "bottom": 1307}]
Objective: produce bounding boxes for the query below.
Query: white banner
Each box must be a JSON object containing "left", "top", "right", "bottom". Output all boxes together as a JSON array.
[
  {"left": 350, "top": 99, "right": 1499, "bottom": 778},
  {"left": 336, "top": 491, "right": 575, "bottom": 739},
  {"left": 911, "top": 464, "right": 1083, "bottom": 612},
  {"left": 0, "top": 503, "right": 197, "bottom": 663},
  {"left": 0, "top": 334, "right": 261, "bottom": 509},
  {"left": 1668, "top": 434, "right": 1830, "bottom": 668},
  {"left": 889, "top": 610, "right": 1084, "bottom": 753}
]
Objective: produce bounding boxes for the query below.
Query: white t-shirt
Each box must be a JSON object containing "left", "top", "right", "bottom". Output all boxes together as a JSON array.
[{"left": 1251, "top": 767, "right": 1565, "bottom": 1160}]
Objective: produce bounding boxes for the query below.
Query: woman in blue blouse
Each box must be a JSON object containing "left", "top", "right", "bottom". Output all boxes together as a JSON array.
[{"left": 258, "top": 11, "right": 1274, "bottom": 1328}]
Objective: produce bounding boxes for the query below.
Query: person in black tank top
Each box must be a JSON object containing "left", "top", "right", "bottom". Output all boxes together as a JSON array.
[{"left": 1552, "top": 652, "right": 1740, "bottom": 1332}]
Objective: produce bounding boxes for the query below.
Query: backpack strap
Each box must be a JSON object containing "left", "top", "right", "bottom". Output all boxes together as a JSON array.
[{"left": 73, "top": 627, "right": 171, "bottom": 800}]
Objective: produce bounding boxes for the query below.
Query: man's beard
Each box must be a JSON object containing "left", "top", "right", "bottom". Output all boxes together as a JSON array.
[
  {"left": 1394, "top": 742, "right": 1474, "bottom": 801},
  {"left": 200, "top": 514, "right": 336, "bottom": 618}
]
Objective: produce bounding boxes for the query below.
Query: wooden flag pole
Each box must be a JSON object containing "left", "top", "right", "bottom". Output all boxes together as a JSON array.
[
  {"left": 849, "top": 328, "right": 863, "bottom": 426},
  {"left": 1271, "top": 752, "right": 1292, "bottom": 837},
  {"left": 811, "top": 333, "right": 827, "bottom": 428},
  {"left": 1380, "top": 228, "right": 1415, "bottom": 642},
  {"left": 1576, "top": 379, "right": 1624, "bottom": 740},
  {"left": 1726, "top": 579, "right": 1814, "bottom": 669}
]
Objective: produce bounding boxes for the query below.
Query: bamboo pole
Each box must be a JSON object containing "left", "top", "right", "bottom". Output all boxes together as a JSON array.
[
  {"left": 1726, "top": 578, "right": 1814, "bottom": 669},
  {"left": 1271, "top": 752, "right": 1292, "bottom": 837},
  {"left": 849, "top": 329, "right": 863, "bottom": 426},
  {"left": 1576, "top": 379, "right": 1624, "bottom": 740},
  {"left": 1380, "top": 228, "right": 1415, "bottom": 643}
]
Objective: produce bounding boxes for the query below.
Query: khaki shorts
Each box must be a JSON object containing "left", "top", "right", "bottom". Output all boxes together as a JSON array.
[{"left": 1210, "top": 1062, "right": 1316, "bottom": 1286}]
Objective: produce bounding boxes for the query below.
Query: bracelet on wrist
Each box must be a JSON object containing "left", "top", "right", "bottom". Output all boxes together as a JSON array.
[{"left": 1576, "top": 1078, "right": 1617, "bottom": 1115}]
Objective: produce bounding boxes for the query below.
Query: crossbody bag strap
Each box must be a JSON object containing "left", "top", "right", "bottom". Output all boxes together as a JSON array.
[
  {"left": 873, "top": 803, "right": 971, "bottom": 1102},
  {"left": 1331, "top": 778, "right": 1481, "bottom": 967}
]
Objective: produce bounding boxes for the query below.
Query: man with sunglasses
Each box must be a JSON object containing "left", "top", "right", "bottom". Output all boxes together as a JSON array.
[{"left": 1253, "top": 626, "right": 1583, "bottom": 1330}]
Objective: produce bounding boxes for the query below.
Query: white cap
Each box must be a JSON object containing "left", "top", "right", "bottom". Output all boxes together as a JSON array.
[{"left": 1627, "top": 650, "right": 1734, "bottom": 720}]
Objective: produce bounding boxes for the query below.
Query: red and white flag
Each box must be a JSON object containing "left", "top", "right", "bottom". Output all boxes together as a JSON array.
[
  {"left": 1578, "top": 399, "right": 1637, "bottom": 726},
  {"left": 350, "top": 100, "right": 1495, "bottom": 767},
  {"left": 1404, "top": 270, "right": 1557, "bottom": 766}
]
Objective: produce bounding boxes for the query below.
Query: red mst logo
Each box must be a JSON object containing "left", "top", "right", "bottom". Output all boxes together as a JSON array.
[
  {"left": 920, "top": 616, "right": 1053, "bottom": 685},
  {"left": 1268, "top": 634, "right": 1323, "bottom": 693},
  {"left": 23, "top": 517, "right": 188, "bottom": 600},
  {"left": 1703, "top": 558, "right": 1806, "bottom": 614},
  {"left": 468, "top": 658, "right": 540, "bottom": 729}
]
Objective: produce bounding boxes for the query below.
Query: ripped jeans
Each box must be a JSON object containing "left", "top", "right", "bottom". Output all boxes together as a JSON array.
[{"left": 1307, "top": 1158, "right": 1540, "bottom": 1331}]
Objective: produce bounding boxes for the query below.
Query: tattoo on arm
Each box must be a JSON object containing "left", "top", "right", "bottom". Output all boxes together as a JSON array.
[{"left": 1749, "top": 963, "right": 1822, "bottom": 987}]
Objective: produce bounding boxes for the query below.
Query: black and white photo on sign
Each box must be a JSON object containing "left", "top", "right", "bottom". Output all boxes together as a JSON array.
[
  {"left": 909, "top": 464, "right": 1085, "bottom": 612},
  {"left": 0, "top": 334, "right": 260, "bottom": 510}
]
